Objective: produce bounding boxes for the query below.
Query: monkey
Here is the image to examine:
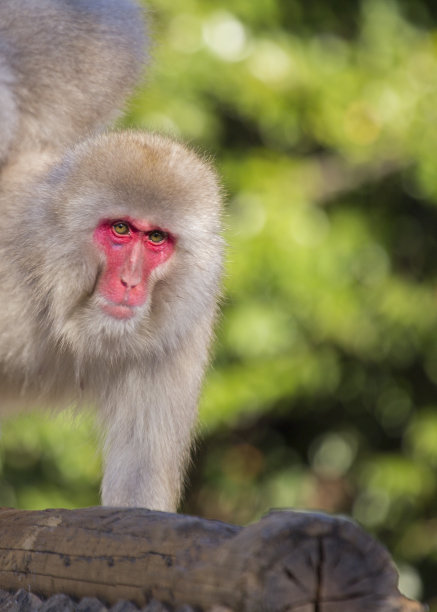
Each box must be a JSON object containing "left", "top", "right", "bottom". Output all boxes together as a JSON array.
[
  {"left": 0, "top": 131, "right": 223, "bottom": 510},
  {"left": 0, "top": 2, "right": 224, "bottom": 511},
  {"left": 0, "top": 0, "right": 146, "bottom": 185}
]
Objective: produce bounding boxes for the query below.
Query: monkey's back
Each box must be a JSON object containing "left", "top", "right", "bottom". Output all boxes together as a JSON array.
[{"left": 0, "top": 0, "right": 147, "bottom": 172}]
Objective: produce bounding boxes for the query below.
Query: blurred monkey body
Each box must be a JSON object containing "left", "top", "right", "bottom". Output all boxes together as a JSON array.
[
  {"left": 0, "top": 3, "right": 223, "bottom": 511},
  {"left": 0, "top": 0, "right": 146, "bottom": 184}
]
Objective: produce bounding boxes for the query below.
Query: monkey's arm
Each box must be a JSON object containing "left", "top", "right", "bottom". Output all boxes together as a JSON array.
[{"left": 99, "top": 333, "right": 210, "bottom": 511}]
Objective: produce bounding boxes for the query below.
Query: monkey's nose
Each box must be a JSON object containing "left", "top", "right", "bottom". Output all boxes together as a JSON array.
[
  {"left": 120, "top": 265, "right": 142, "bottom": 288},
  {"left": 120, "top": 275, "right": 140, "bottom": 289},
  {"left": 120, "top": 242, "right": 144, "bottom": 288}
]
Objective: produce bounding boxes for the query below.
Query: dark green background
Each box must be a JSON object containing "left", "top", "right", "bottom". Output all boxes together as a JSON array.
[{"left": 2, "top": 0, "right": 437, "bottom": 607}]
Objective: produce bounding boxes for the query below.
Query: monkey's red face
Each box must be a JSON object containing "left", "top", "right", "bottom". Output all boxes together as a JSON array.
[{"left": 93, "top": 218, "right": 175, "bottom": 320}]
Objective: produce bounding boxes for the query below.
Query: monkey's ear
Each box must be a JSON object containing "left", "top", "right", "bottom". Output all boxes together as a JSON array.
[{"left": 0, "top": 61, "right": 18, "bottom": 166}]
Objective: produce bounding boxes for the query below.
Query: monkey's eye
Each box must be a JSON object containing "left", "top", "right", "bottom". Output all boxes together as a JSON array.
[
  {"left": 147, "top": 230, "right": 167, "bottom": 244},
  {"left": 112, "top": 221, "right": 130, "bottom": 235}
]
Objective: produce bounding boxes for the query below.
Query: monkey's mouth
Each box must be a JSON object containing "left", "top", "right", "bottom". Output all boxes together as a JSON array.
[{"left": 100, "top": 300, "right": 137, "bottom": 320}]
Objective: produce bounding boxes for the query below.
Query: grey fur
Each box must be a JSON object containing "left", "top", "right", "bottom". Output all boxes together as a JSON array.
[{"left": 0, "top": 0, "right": 147, "bottom": 182}]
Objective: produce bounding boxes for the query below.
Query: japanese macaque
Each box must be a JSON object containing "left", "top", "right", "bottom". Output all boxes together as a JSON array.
[{"left": 0, "top": 1, "right": 223, "bottom": 511}]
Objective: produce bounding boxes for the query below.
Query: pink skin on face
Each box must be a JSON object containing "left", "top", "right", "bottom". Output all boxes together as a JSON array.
[{"left": 93, "top": 217, "right": 175, "bottom": 319}]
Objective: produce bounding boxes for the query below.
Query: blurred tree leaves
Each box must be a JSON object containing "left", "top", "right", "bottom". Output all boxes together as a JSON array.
[
  {"left": 2, "top": 0, "right": 437, "bottom": 607},
  {"left": 0, "top": 413, "right": 100, "bottom": 509}
]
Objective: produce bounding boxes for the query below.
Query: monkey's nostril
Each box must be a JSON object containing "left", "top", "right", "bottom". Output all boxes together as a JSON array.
[{"left": 120, "top": 276, "right": 139, "bottom": 289}]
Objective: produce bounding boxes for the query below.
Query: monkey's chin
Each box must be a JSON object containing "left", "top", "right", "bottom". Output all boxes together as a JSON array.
[{"left": 100, "top": 301, "right": 137, "bottom": 320}]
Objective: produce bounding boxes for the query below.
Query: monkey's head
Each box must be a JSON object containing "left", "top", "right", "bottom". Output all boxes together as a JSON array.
[{"left": 24, "top": 131, "right": 224, "bottom": 361}]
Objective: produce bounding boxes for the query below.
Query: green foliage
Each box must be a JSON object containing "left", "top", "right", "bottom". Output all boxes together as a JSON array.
[
  {"left": 2, "top": 0, "right": 437, "bottom": 606},
  {"left": 0, "top": 413, "right": 100, "bottom": 509}
]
